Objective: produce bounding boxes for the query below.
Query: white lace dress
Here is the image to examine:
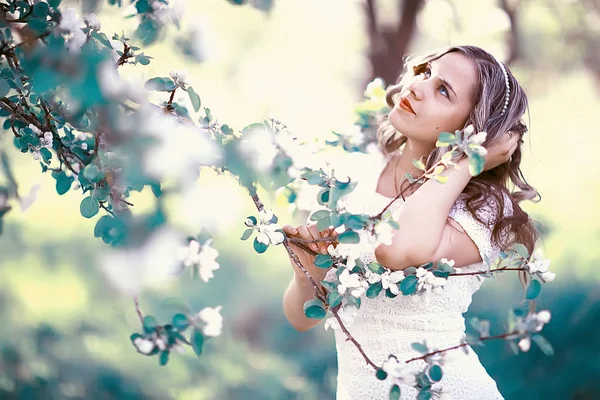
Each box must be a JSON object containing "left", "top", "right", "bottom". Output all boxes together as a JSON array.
[{"left": 327, "top": 151, "right": 511, "bottom": 400}]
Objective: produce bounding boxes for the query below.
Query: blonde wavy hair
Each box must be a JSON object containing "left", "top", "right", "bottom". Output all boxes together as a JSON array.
[{"left": 377, "top": 45, "right": 541, "bottom": 295}]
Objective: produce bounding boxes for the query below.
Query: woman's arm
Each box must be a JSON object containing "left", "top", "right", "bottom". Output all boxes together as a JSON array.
[
  {"left": 375, "top": 158, "right": 473, "bottom": 270},
  {"left": 283, "top": 275, "right": 324, "bottom": 332}
]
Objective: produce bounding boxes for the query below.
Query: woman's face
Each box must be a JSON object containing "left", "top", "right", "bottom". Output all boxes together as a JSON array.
[{"left": 388, "top": 52, "right": 478, "bottom": 145}]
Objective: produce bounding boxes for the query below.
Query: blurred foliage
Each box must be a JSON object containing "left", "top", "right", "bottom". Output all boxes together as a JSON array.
[{"left": 0, "top": 0, "right": 599, "bottom": 399}]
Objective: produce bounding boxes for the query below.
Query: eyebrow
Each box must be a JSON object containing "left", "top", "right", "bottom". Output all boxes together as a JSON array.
[{"left": 429, "top": 61, "right": 458, "bottom": 100}]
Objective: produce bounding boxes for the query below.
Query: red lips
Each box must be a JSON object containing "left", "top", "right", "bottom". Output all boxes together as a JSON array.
[{"left": 399, "top": 98, "right": 416, "bottom": 115}]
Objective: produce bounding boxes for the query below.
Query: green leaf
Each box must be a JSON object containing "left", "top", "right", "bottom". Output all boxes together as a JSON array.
[
  {"left": 240, "top": 228, "right": 253, "bottom": 241},
  {"left": 314, "top": 254, "right": 333, "bottom": 269},
  {"left": 144, "top": 77, "right": 176, "bottom": 92},
  {"left": 320, "top": 280, "right": 337, "bottom": 292},
  {"left": 366, "top": 282, "right": 383, "bottom": 299},
  {"left": 345, "top": 214, "right": 366, "bottom": 230},
  {"left": 389, "top": 384, "right": 401, "bottom": 400},
  {"left": 428, "top": 364, "right": 443, "bottom": 382},
  {"left": 143, "top": 315, "right": 159, "bottom": 333},
  {"left": 327, "top": 291, "right": 342, "bottom": 308},
  {"left": 48, "top": 0, "right": 62, "bottom": 8},
  {"left": 187, "top": 86, "right": 201, "bottom": 112},
  {"left": 80, "top": 196, "right": 100, "bottom": 218},
  {"left": 375, "top": 369, "right": 387, "bottom": 381},
  {"left": 437, "top": 132, "right": 456, "bottom": 143},
  {"left": 400, "top": 275, "right": 418, "bottom": 295},
  {"left": 310, "top": 209, "right": 330, "bottom": 221},
  {"left": 468, "top": 153, "right": 485, "bottom": 176},
  {"left": 337, "top": 230, "right": 359, "bottom": 244},
  {"left": 54, "top": 171, "right": 74, "bottom": 195},
  {"left": 514, "top": 243, "right": 529, "bottom": 259},
  {"left": 172, "top": 313, "right": 189, "bottom": 331},
  {"left": 417, "top": 390, "right": 432, "bottom": 400},
  {"left": 40, "top": 147, "right": 52, "bottom": 163},
  {"left": 368, "top": 262, "right": 385, "bottom": 274},
  {"left": 136, "top": 0, "right": 150, "bottom": 13},
  {"left": 221, "top": 124, "right": 233, "bottom": 135},
  {"left": 412, "top": 159, "right": 426, "bottom": 170},
  {"left": 82, "top": 164, "right": 102, "bottom": 182},
  {"left": 0, "top": 79, "right": 10, "bottom": 98},
  {"left": 253, "top": 237, "right": 268, "bottom": 254},
  {"left": 159, "top": 350, "right": 169, "bottom": 366},
  {"left": 411, "top": 342, "right": 428, "bottom": 354},
  {"left": 191, "top": 330, "right": 204, "bottom": 356},
  {"left": 317, "top": 216, "right": 331, "bottom": 231},
  {"left": 303, "top": 299, "right": 326, "bottom": 319},
  {"left": 531, "top": 334, "right": 554, "bottom": 356},
  {"left": 526, "top": 279, "right": 542, "bottom": 300}
]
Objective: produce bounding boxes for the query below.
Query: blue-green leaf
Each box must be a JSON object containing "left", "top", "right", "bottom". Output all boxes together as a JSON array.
[
  {"left": 526, "top": 279, "right": 542, "bottom": 300},
  {"left": 80, "top": 196, "right": 99, "bottom": 218},
  {"left": 366, "top": 282, "right": 383, "bottom": 299},
  {"left": 187, "top": 86, "right": 201, "bottom": 112},
  {"left": 191, "top": 330, "right": 204, "bottom": 356},
  {"left": 375, "top": 369, "right": 387, "bottom": 381},
  {"left": 428, "top": 364, "right": 443, "bottom": 382},
  {"left": 389, "top": 384, "right": 401, "bottom": 400},
  {"left": 327, "top": 291, "right": 342, "bottom": 308},
  {"left": 303, "top": 299, "right": 326, "bottom": 319},
  {"left": 400, "top": 275, "right": 418, "bottom": 295},
  {"left": 310, "top": 209, "right": 330, "bottom": 221},
  {"left": 172, "top": 313, "right": 189, "bottom": 331},
  {"left": 143, "top": 315, "right": 159, "bottom": 333},
  {"left": 253, "top": 237, "right": 268, "bottom": 254},
  {"left": 314, "top": 254, "right": 333, "bottom": 269},
  {"left": 0, "top": 79, "right": 10, "bottom": 98},
  {"left": 531, "top": 334, "right": 554, "bottom": 356},
  {"left": 468, "top": 153, "right": 485, "bottom": 176},
  {"left": 337, "top": 230, "right": 359, "bottom": 244},
  {"left": 159, "top": 350, "right": 169, "bottom": 366},
  {"left": 240, "top": 228, "right": 253, "bottom": 241}
]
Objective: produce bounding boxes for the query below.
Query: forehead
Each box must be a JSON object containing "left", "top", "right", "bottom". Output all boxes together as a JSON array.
[{"left": 431, "top": 52, "right": 478, "bottom": 101}]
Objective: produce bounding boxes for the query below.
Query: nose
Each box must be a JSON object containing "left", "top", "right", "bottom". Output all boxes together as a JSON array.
[{"left": 407, "top": 80, "right": 424, "bottom": 101}]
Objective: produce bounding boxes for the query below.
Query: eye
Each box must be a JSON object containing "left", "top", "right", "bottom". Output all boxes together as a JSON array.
[{"left": 424, "top": 64, "right": 449, "bottom": 98}]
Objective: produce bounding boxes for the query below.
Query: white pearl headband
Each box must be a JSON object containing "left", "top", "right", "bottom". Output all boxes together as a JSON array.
[{"left": 494, "top": 56, "right": 510, "bottom": 115}]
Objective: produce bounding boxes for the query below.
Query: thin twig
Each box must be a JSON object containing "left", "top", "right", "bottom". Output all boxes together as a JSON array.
[{"left": 133, "top": 297, "right": 144, "bottom": 325}]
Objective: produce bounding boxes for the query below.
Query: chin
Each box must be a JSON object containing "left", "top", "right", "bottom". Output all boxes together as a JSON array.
[{"left": 388, "top": 108, "right": 408, "bottom": 135}]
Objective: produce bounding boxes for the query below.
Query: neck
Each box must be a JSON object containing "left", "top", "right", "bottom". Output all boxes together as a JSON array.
[{"left": 396, "top": 138, "right": 435, "bottom": 180}]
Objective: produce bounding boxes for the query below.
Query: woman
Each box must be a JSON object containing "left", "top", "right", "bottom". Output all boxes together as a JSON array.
[{"left": 282, "top": 45, "right": 540, "bottom": 399}]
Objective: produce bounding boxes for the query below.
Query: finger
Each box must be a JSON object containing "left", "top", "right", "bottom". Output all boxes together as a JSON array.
[
  {"left": 320, "top": 230, "right": 329, "bottom": 254},
  {"left": 282, "top": 225, "right": 298, "bottom": 236},
  {"left": 297, "top": 225, "right": 318, "bottom": 252}
]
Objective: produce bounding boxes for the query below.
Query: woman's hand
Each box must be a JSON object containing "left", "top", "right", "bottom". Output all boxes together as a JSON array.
[
  {"left": 482, "top": 131, "right": 521, "bottom": 171},
  {"left": 282, "top": 223, "right": 337, "bottom": 282}
]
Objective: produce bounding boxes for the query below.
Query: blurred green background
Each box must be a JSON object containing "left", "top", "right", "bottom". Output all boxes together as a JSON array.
[{"left": 1, "top": 0, "right": 600, "bottom": 399}]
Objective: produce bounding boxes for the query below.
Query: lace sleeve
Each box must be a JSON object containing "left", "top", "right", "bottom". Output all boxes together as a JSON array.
[{"left": 448, "top": 191, "right": 514, "bottom": 266}]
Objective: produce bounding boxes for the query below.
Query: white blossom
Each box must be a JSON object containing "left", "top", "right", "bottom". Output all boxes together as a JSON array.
[
  {"left": 463, "top": 124, "right": 475, "bottom": 136},
  {"left": 416, "top": 267, "right": 447, "bottom": 293},
  {"left": 527, "top": 249, "right": 551, "bottom": 274},
  {"left": 337, "top": 269, "right": 367, "bottom": 298},
  {"left": 169, "top": 69, "right": 189, "bottom": 88},
  {"left": 324, "top": 305, "right": 359, "bottom": 331},
  {"left": 539, "top": 271, "right": 556, "bottom": 282},
  {"left": 40, "top": 131, "right": 53, "bottom": 148},
  {"left": 469, "top": 131, "right": 487, "bottom": 146},
  {"left": 176, "top": 239, "right": 220, "bottom": 283},
  {"left": 58, "top": 8, "right": 82, "bottom": 32},
  {"left": 374, "top": 221, "right": 394, "bottom": 246},
  {"left": 254, "top": 209, "right": 285, "bottom": 245},
  {"left": 535, "top": 310, "right": 552, "bottom": 325},
  {"left": 327, "top": 243, "right": 362, "bottom": 270},
  {"left": 19, "top": 183, "right": 41, "bottom": 212},
  {"left": 517, "top": 336, "right": 531, "bottom": 352},
  {"left": 440, "top": 258, "right": 455, "bottom": 268},
  {"left": 363, "top": 77, "right": 385, "bottom": 100},
  {"left": 133, "top": 337, "right": 154, "bottom": 354},
  {"left": 198, "top": 306, "right": 223, "bottom": 337},
  {"left": 381, "top": 356, "right": 420, "bottom": 387},
  {"left": 381, "top": 270, "right": 405, "bottom": 295},
  {"left": 57, "top": 8, "right": 86, "bottom": 53},
  {"left": 101, "top": 228, "right": 182, "bottom": 296},
  {"left": 239, "top": 126, "right": 279, "bottom": 172},
  {"left": 155, "top": 338, "right": 167, "bottom": 351},
  {"left": 84, "top": 13, "right": 101, "bottom": 30}
]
